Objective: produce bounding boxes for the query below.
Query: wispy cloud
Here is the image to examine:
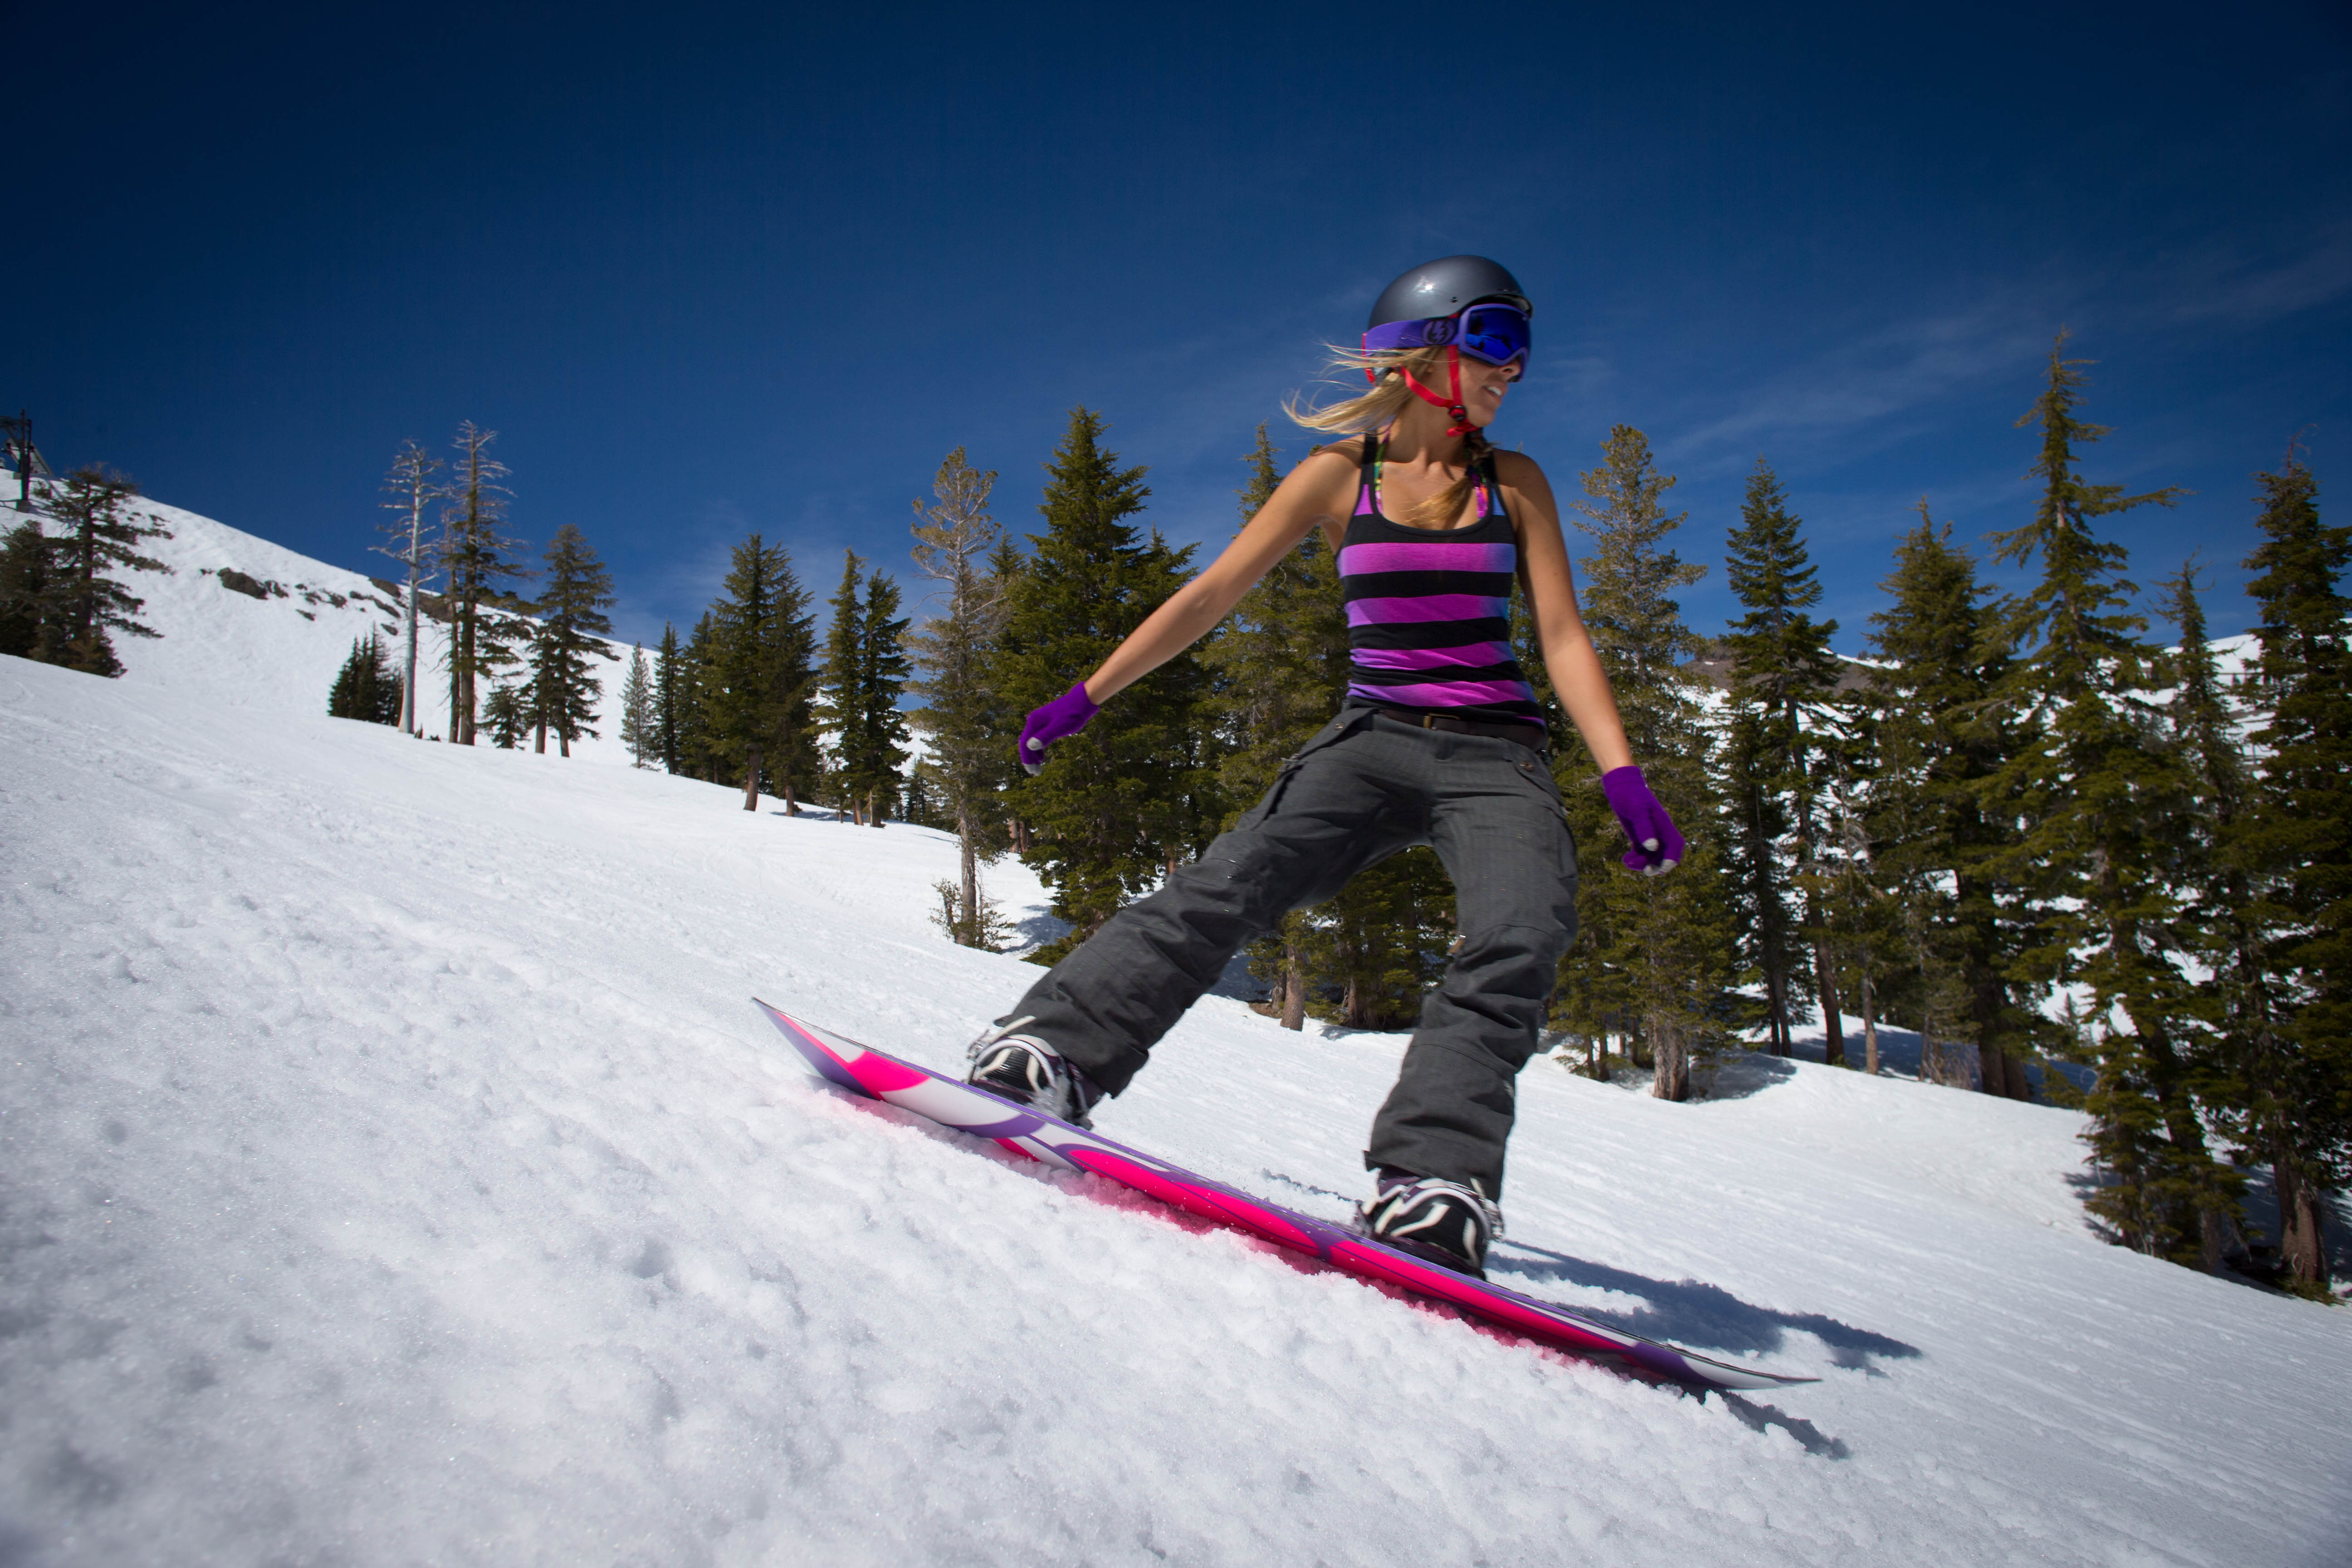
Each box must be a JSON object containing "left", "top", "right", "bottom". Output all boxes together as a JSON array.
[
  {"left": 2162, "top": 221, "right": 2352, "bottom": 325},
  {"left": 1664, "top": 294, "right": 2054, "bottom": 470}
]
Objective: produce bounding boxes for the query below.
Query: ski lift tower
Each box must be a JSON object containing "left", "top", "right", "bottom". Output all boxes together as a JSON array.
[{"left": 0, "top": 411, "right": 50, "bottom": 511}]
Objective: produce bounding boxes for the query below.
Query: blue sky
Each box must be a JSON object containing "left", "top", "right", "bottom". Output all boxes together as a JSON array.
[{"left": 8, "top": 2, "right": 2348, "bottom": 653}]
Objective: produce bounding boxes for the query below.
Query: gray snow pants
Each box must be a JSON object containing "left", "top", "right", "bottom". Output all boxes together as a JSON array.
[{"left": 1001, "top": 707, "right": 1578, "bottom": 1196}]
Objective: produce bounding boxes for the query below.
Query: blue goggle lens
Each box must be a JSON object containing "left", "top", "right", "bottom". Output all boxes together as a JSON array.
[{"left": 1455, "top": 304, "right": 1530, "bottom": 367}]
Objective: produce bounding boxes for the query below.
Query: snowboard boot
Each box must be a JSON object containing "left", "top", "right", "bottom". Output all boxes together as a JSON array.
[
  {"left": 1357, "top": 1169, "right": 1504, "bottom": 1279},
  {"left": 965, "top": 1016, "right": 1105, "bottom": 1128}
]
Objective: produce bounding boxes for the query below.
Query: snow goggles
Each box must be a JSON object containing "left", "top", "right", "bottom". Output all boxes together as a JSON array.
[{"left": 1362, "top": 301, "right": 1531, "bottom": 369}]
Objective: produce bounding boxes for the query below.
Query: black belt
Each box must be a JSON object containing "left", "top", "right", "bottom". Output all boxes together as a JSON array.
[{"left": 1361, "top": 705, "right": 1548, "bottom": 754}]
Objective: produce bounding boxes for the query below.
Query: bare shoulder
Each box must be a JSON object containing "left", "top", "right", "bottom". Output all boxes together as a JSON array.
[
  {"left": 1279, "top": 438, "right": 1367, "bottom": 505},
  {"left": 1298, "top": 436, "right": 1370, "bottom": 471},
  {"left": 1489, "top": 448, "right": 1551, "bottom": 489}
]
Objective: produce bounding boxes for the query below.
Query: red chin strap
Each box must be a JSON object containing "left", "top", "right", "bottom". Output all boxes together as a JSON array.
[{"left": 1398, "top": 345, "right": 1478, "bottom": 437}]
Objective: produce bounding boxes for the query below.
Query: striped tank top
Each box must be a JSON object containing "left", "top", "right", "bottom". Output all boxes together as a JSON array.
[{"left": 1337, "top": 437, "right": 1543, "bottom": 725}]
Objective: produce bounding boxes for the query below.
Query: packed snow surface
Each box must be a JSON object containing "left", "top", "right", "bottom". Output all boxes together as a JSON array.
[{"left": 3, "top": 509, "right": 2349, "bottom": 1565}]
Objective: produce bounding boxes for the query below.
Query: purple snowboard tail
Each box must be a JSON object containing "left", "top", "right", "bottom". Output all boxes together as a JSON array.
[{"left": 753, "top": 1000, "right": 1816, "bottom": 1393}]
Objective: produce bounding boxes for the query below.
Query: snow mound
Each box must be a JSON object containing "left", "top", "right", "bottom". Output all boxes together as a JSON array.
[{"left": 3, "top": 656, "right": 2347, "bottom": 1566}]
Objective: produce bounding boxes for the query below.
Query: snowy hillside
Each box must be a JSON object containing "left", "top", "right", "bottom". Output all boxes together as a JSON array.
[
  {"left": 4, "top": 651, "right": 2349, "bottom": 1567},
  {"left": 88, "top": 493, "right": 637, "bottom": 764}
]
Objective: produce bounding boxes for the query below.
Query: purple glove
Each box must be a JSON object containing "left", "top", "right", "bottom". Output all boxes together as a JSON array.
[
  {"left": 1018, "top": 681, "right": 1100, "bottom": 775},
  {"left": 1602, "top": 764, "right": 1685, "bottom": 874}
]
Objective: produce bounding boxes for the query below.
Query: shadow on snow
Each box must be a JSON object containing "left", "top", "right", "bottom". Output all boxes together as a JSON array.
[{"left": 1484, "top": 1236, "right": 1922, "bottom": 1378}]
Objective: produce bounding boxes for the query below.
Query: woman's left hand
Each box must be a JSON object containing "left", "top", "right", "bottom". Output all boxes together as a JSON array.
[{"left": 1602, "top": 765, "right": 1684, "bottom": 874}]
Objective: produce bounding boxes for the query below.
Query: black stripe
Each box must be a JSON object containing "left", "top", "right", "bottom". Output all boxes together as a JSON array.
[
  {"left": 1339, "top": 568, "right": 1517, "bottom": 598},
  {"left": 1349, "top": 617, "right": 1513, "bottom": 650},
  {"left": 1347, "top": 663, "right": 1528, "bottom": 686}
]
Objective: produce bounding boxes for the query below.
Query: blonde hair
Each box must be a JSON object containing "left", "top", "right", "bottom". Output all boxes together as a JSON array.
[{"left": 1284, "top": 344, "right": 1496, "bottom": 529}]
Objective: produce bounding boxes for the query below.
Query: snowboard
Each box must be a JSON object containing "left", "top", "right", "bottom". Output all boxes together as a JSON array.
[{"left": 753, "top": 1000, "right": 1817, "bottom": 1392}]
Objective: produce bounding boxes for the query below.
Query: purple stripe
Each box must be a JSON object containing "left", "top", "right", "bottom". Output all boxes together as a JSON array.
[
  {"left": 1348, "top": 677, "right": 1537, "bottom": 708},
  {"left": 1339, "top": 540, "right": 1516, "bottom": 576},
  {"left": 1346, "top": 594, "right": 1508, "bottom": 627},
  {"left": 1351, "top": 641, "right": 1514, "bottom": 672}
]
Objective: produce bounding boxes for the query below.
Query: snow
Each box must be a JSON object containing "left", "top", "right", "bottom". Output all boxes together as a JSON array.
[{"left": 4, "top": 503, "right": 2351, "bottom": 1566}]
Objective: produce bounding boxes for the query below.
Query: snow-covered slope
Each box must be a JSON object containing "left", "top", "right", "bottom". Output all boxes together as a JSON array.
[
  {"left": 92, "top": 494, "right": 635, "bottom": 763},
  {"left": 4, "top": 655, "right": 2348, "bottom": 1568}
]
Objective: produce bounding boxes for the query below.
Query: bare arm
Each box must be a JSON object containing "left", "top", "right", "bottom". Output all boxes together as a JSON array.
[
  {"left": 1082, "top": 446, "right": 1358, "bottom": 702},
  {"left": 1499, "top": 453, "right": 1635, "bottom": 775}
]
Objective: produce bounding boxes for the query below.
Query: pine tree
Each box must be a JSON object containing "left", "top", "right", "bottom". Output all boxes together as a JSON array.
[
  {"left": 850, "top": 570, "right": 912, "bottom": 824},
  {"left": 30, "top": 466, "right": 172, "bottom": 677},
  {"left": 0, "top": 519, "right": 52, "bottom": 658},
  {"left": 906, "top": 447, "right": 1012, "bottom": 946},
  {"left": 2153, "top": 560, "right": 2258, "bottom": 1271},
  {"left": 998, "top": 409, "right": 1209, "bottom": 959},
  {"left": 818, "top": 550, "right": 868, "bottom": 819},
  {"left": 327, "top": 632, "right": 404, "bottom": 725},
  {"left": 437, "top": 424, "right": 529, "bottom": 744},
  {"left": 618, "top": 644, "right": 656, "bottom": 768},
  {"left": 1987, "top": 335, "right": 2216, "bottom": 1256},
  {"left": 676, "top": 612, "right": 722, "bottom": 782},
  {"left": 375, "top": 439, "right": 442, "bottom": 735},
  {"left": 481, "top": 683, "right": 529, "bottom": 750},
  {"left": 2228, "top": 446, "right": 2352, "bottom": 1294},
  {"left": 1199, "top": 426, "right": 1353, "bottom": 1028},
  {"left": 1719, "top": 457, "right": 1846, "bottom": 1059},
  {"left": 985, "top": 535, "right": 1031, "bottom": 853},
  {"left": 1554, "top": 425, "right": 1735, "bottom": 1101},
  {"left": 1866, "top": 503, "right": 2032, "bottom": 1093},
  {"left": 711, "top": 535, "right": 817, "bottom": 812},
  {"left": 653, "top": 622, "right": 683, "bottom": 774},
  {"left": 526, "top": 524, "right": 615, "bottom": 757}
]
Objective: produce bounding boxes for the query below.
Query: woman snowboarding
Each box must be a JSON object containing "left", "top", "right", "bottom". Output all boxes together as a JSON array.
[{"left": 967, "top": 256, "right": 1684, "bottom": 1279}]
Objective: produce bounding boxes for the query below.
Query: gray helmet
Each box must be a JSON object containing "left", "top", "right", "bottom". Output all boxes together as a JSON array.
[{"left": 1367, "top": 255, "right": 1531, "bottom": 330}]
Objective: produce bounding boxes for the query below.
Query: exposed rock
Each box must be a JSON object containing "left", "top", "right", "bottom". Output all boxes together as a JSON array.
[{"left": 213, "top": 568, "right": 285, "bottom": 601}]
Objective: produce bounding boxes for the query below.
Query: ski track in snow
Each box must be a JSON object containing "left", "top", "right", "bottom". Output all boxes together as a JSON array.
[{"left": 1, "top": 508, "right": 2349, "bottom": 1566}]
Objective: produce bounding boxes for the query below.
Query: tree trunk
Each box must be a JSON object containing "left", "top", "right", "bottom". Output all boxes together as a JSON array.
[
  {"left": 1650, "top": 1016, "right": 1689, "bottom": 1102},
  {"left": 2274, "top": 1153, "right": 2332, "bottom": 1294},
  {"left": 535, "top": 712, "right": 546, "bottom": 754},
  {"left": 868, "top": 787, "right": 881, "bottom": 827},
  {"left": 784, "top": 778, "right": 797, "bottom": 816},
  {"left": 1977, "top": 1042, "right": 2007, "bottom": 1097},
  {"left": 1919, "top": 1025, "right": 1937, "bottom": 1083},
  {"left": 2001, "top": 1051, "right": 2032, "bottom": 1100},
  {"left": 1763, "top": 960, "right": 1789, "bottom": 1056},
  {"left": 1815, "top": 943, "right": 1845, "bottom": 1068},
  {"left": 2200, "top": 1206, "right": 2248, "bottom": 1276},
  {"left": 742, "top": 744, "right": 762, "bottom": 812},
  {"left": 400, "top": 569, "right": 420, "bottom": 735},
  {"left": 448, "top": 590, "right": 467, "bottom": 745},
  {"left": 958, "top": 818, "right": 980, "bottom": 948},
  {"left": 1860, "top": 968, "right": 1878, "bottom": 1075},
  {"left": 1280, "top": 931, "right": 1306, "bottom": 1032},
  {"left": 457, "top": 592, "right": 478, "bottom": 746}
]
